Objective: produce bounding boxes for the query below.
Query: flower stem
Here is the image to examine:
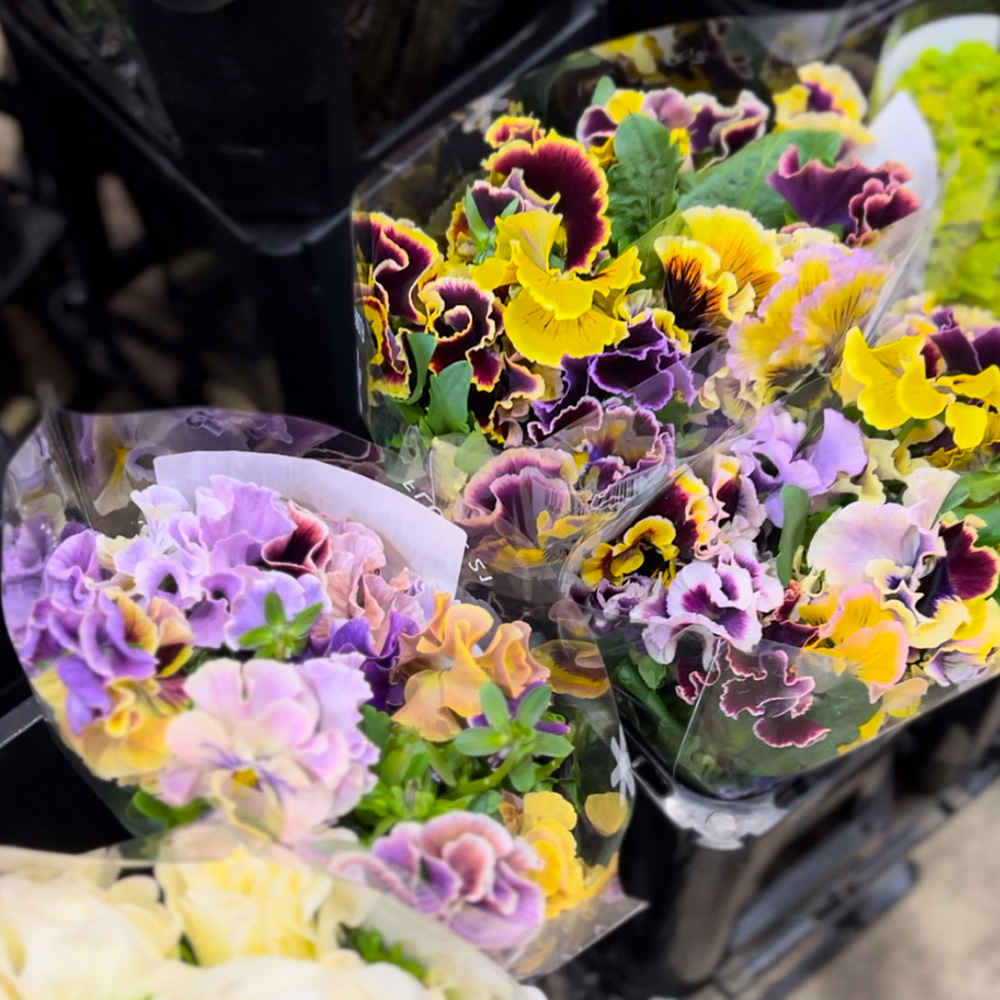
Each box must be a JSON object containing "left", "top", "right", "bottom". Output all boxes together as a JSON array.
[{"left": 446, "top": 742, "right": 522, "bottom": 798}]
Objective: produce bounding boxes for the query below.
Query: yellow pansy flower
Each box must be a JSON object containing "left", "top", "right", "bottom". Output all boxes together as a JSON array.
[
  {"left": 773, "top": 62, "right": 872, "bottom": 144},
  {"left": 488, "top": 210, "right": 642, "bottom": 366}
]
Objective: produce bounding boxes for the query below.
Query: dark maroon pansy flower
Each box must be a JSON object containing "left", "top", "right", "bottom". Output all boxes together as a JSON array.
[
  {"left": 421, "top": 277, "right": 504, "bottom": 390},
  {"left": 924, "top": 308, "right": 1000, "bottom": 376},
  {"left": 916, "top": 521, "right": 1000, "bottom": 620},
  {"left": 355, "top": 213, "right": 440, "bottom": 324},
  {"left": 488, "top": 134, "right": 610, "bottom": 271},
  {"left": 719, "top": 646, "right": 829, "bottom": 749},
  {"left": 687, "top": 90, "right": 768, "bottom": 160}
]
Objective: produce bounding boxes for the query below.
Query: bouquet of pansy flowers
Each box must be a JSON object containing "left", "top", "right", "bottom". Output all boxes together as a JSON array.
[
  {"left": 352, "top": 22, "right": 937, "bottom": 587},
  {"left": 566, "top": 292, "right": 1000, "bottom": 798},
  {"left": 1, "top": 408, "right": 637, "bottom": 975},
  {"left": 0, "top": 824, "right": 543, "bottom": 1000}
]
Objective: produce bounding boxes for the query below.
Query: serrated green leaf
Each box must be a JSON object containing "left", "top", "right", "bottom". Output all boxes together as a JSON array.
[
  {"left": 592, "top": 75, "right": 617, "bottom": 106},
  {"left": 677, "top": 130, "right": 843, "bottom": 229},
  {"left": 776, "top": 484, "right": 811, "bottom": 587},
  {"left": 452, "top": 727, "right": 507, "bottom": 757},
  {"left": 238, "top": 625, "right": 272, "bottom": 649},
  {"left": 532, "top": 731, "right": 574, "bottom": 759},
  {"left": 425, "top": 361, "right": 473, "bottom": 436},
  {"left": 514, "top": 683, "right": 552, "bottom": 728},
  {"left": 289, "top": 601, "right": 324, "bottom": 638},
  {"left": 479, "top": 682, "right": 510, "bottom": 729},
  {"left": 264, "top": 590, "right": 286, "bottom": 627},
  {"left": 405, "top": 331, "right": 438, "bottom": 405},
  {"left": 607, "top": 114, "right": 683, "bottom": 250},
  {"left": 637, "top": 655, "right": 668, "bottom": 690}
]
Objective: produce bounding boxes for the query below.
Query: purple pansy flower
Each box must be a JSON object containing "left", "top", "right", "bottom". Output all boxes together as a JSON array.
[
  {"left": 330, "top": 812, "right": 545, "bottom": 950},
  {"left": 686, "top": 89, "right": 769, "bottom": 160},
  {"left": 224, "top": 572, "right": 330, "bottom": 651},
  {"left": 262, "top": 502, "right": 333, "bottom": 578},
  {"left": 767, "top": 148, "right": 918, "bottom": 244},
  {"left": 719, "top": 646, "right": 829, "bottom": 749},
  {"left": 731, "top": 408, "right": 867, "bottom": 525},
  {"left": 43, "top": 530, "right": 103, "bottom": 613},
  {"left": 317, "top": 611, "right": 418, "bottom": 710}
]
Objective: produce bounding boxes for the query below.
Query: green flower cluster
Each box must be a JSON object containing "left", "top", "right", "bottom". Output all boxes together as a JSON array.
[{"left": 900, "top": 41, "right": 1000, "bottom": 311}]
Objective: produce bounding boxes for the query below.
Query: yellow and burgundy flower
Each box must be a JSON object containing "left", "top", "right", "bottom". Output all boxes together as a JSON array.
[
  {"left": 418, "top": 276, "right": 505, "bottom": 389},
  {"left": 360, "top": 284, "right": 410, "bottom": 400},
  {"left": 487, "top": 133, "right": 610, "bottom": 271},
  {"left": 768, "top": 148, "right": 919, "bottom": 245},
  {"left": 654, "top": 235, "right": 745, "bottom": 349},
  {"left": 773, "top": 61, "right": 872, "bottom": 144},
  {"left": 354, "top": 212, "right": 441, "bottom": 324},
  {"left": 485, "top": 115, "right": 546, "bottom": 148},
  {"left": 468, "top": 353, "right": 546, "bottom": 444},
  {"left": 581, "top": 516, "right": 679, "bottom": 589},
  {"left": 728, "top": 245, "right": 887, "bottom": 402},
  {"left": 682, "top": 206, "right": 782, "bottom": 305},
  {"left": 491, "top": 209, "right": 641, "bottom": 366}
]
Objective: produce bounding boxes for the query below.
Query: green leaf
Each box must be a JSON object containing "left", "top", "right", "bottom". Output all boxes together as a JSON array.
[
  {"left": 452, "top": 727, "right": 508, "bottom": 757},
  {"left": 454, "top": 428, "right": 495, "bottom": 475},
  {"left": 637, "top": 655, "right": 668, "bottom": 690},
  {"left": 404, "top": 331, "right": 438, "bottom": 405},
  {"left": 499, "top": 199, "right": 520, "bottom": 219},
  {"left": 359, "top": 705, "right": 393, "bottom": 750},
  {"left": 510, "top": 757, "right": 540, "bottom": 793},
  {"left": 677, "top": 129, "right": 843, "bottom": 229},
  {"left": 776, "top": 485, "right": 811, "bottom": 588},
  {"left": 531, "top": 731, "right": 574, "bottom": 759},
  {"left": 425, "top": 361, "right": 473, "bottom": 436},
  {"left": 479, "top": 682, "right": 511, "bottom": 729},
  {"left": 289, "top": 602, "right": 324, "bottom": 638},
  {"left": 607, "top": 114, "right": 683, "bottom": 250},
  {"left": 264, "top": 590, "right": 286, "bottom": 627},
  {"left": 514, "top": 683, "right": 552, "bottom": 728},
  {"left": 954, "top": 504, "right": 1000, "bottom": 548},
  {"left": 464, "top": 188, "right": 490, "bottom": 245},
  {"left": 592, "top": 75, "right": 617, "bottom": 106},
  {"left": 237, "top": 625, "right": 273, "bottom": 649}
]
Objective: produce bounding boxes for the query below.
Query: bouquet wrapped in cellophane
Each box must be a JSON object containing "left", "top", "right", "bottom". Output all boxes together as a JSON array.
[
  {"left": 0, "top": 407, "right": 638, "bottom": 975},
  {"left": 351, "top": 12, "right": 940, "bottom": 598},
  {"left": 565, "top": 292, "right": 1000, "bottom": 798},
  {"left": 0, "top": 823, "right": 544, "bottom": 1000}
]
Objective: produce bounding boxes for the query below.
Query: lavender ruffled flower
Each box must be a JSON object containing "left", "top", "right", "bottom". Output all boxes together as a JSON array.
[
  {"left": 330, "top": 812, "right": 545, "bottom": 950},
  {"left": 223, "top": 572, "right": 330, "bottom": 650},
  {"left": 732, "top": 408, "right": 867, "bottom": 526}
]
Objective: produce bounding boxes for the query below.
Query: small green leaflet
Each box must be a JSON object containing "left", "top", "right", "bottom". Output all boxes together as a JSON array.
[
  {"left": 677, "top": 130, "right": 843, "bottom": 229},
  {"left": 404, "top": 331, "right": 437, "bottom": 405},
  {"left": 607, "top": 114, "right": 683, "bottom": 251}
]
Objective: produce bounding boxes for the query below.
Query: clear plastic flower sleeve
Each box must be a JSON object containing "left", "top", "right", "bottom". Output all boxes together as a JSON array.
[{"left": 0, "top": 407, "right": 639, "bottom": 974}]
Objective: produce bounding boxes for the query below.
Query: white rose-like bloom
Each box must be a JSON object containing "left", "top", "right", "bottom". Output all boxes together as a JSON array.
[
  {"left": 0, "top": 868, "right": 180, "bottom": 1000},
  {"left": 155, "top": 844, "right": 367, "bottom": 965}
]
